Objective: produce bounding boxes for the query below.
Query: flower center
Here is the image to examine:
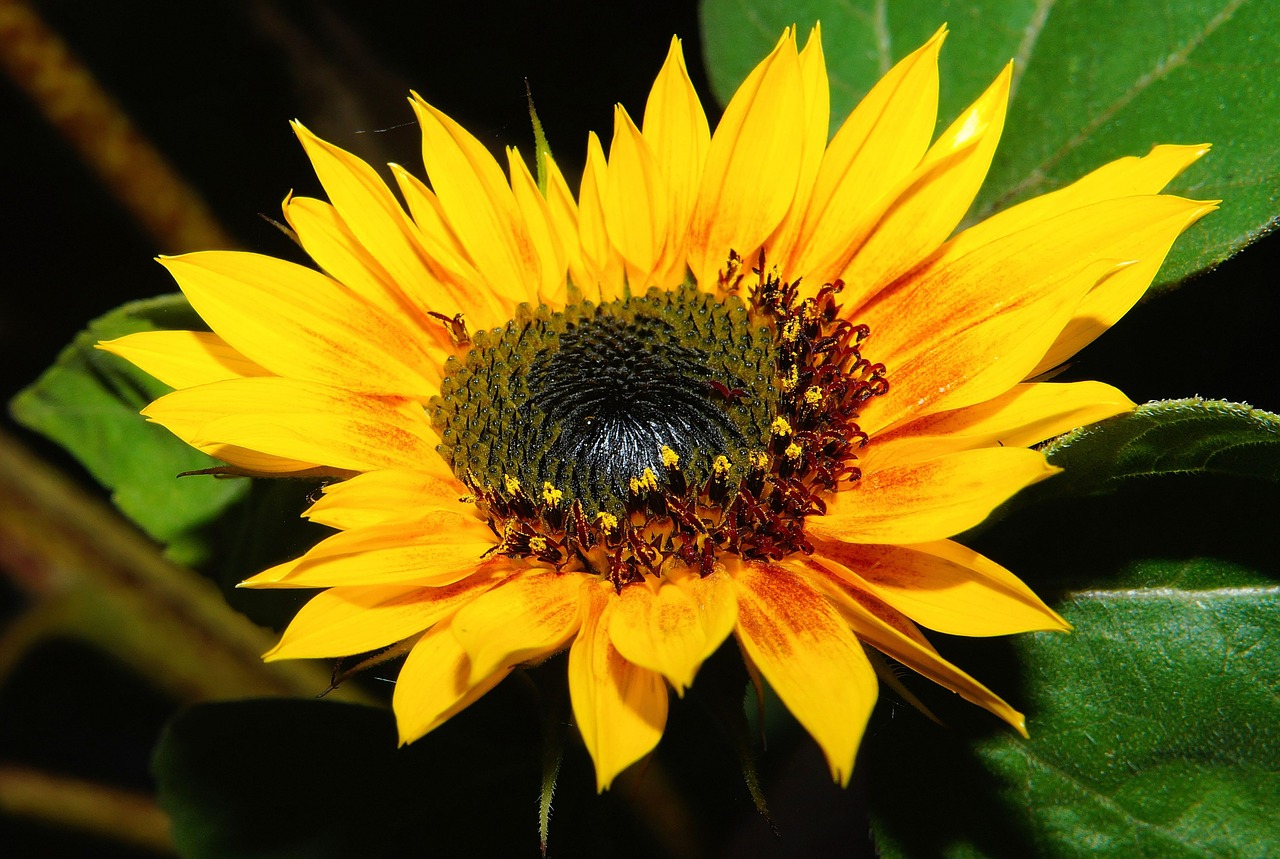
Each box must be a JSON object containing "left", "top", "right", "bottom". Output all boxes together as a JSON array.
[{"left": 430, "top": 260, "right": 888, "bottom": 586}]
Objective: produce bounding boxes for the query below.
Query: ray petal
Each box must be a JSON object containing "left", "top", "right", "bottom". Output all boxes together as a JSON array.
[
  {"left": 688, "top": 28, "right": 805, "bottom": 290},
  {"left": 732, "top": 560, "right": 876, "bottom": 785},
  {"left": 809, "top": 448, "right": 1058, "bottom": 545},
  {"left": 450, "top": 569, "right": 589, "bottom": 681},
  {"left": 97, "top": 330, "right": 270, "bottom": 389},
  {"left": 570, "top": 581, "right": 668, "bottom": 792},
  {"left": 809, "top": 538, "right": 1068, "bottom": 636},
  {"left": 394, "top": 617, "right": 512, "bottom": 745}
]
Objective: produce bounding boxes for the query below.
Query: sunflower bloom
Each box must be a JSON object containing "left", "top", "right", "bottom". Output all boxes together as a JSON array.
[{"left": 100, "top": 25, "right": 1215, "bottom": 790}]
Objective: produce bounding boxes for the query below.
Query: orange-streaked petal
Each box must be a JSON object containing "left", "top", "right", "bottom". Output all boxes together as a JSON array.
[
  {"left": 570, "top": 581, "right": 668, "bottom": 792},
  {"left": 838, "top": 62, "right": 1012, "bottom": 307},
  {"left": 861, "top": 381, "right": 1134, "bottom": 473},
  {"left": 409, "top": 95, "right": 542, "bottom": 307},
  {"left": 810, "top": 538, "right": 1068, "bottom": 636},
  {"left": 264, "top": 564, "right": 513, "bottom": 660},
  {"left": 784, "top": 26, "right": 944, "bottom": 281},
  {"left": 732, "top": 560, "right": 876, "bottom": 785},
  {"left": 507, "top": 147, "right": 568, "bottom": 306},
  {"left": 764, "top": 24, "right": 829, "bottom": 264},
  {"left": 159, "top": 252, "right": 438, "bottom": 398},
  {"left": 305, "top": 468, "right": 469, "bottom": 530},
  {"left": 143, "top": 377, "right": 441, "bottom": 474},
  {"left": 688, "top": 28, "right": 805, "bottom": 289},
  {"left": 239, "top": 517, "right": 498, "bottom": 589},
  {"left": 394, "top": 617, "right": 512, "bottom": 745},
  {"left": 97, "top": 331, "right": 270, "bottom": 389},
  {"left": 604, "top": 104, "right": 668, "bottom": 285},
  {"left": 856, "top": 195, "right": 1209, "bottom": 434},
  {"left": 607, "top": 566, "right": 737, "bottom": 695},
  {"left": 810, "top": 448, "right": 1058, "bottom": 545},
  {"left": 800, "top": 558, "right": 1027, "bottom": 734},
  {"left": 450, "top": 569, "right": 588, "bottom": 681},
  {"left": 642, "top": 36, "right": 709, "bottom": 286}
]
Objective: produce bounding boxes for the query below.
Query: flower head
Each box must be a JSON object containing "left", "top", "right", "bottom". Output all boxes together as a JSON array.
[{"left": 100, "top": 25, "right": 1215, "bottom": 790}]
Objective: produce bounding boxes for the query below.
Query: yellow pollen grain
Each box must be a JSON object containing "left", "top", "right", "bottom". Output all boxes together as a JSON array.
[
  {"left": 629, "top": 468, "right": 659, "bottom": 494},
  {"left": 504, "top": 474, "right": 522, "bottom": 495},
  {"left": 596, "top": 511, "right": 619, "bottom": 532},
  {"left": 529, "top": 536, "right": 548, "bottom": 553},
  {"left": 713, "top": 455, "right": 732, "bottom": 478},
  {"left": 770, "top": 416, "right": 793, "bottom": 436},
  {"left": 804, "top": 387, "right": 824, "bottom": 406},
  {"left": 749, "top": 451, "right": 770, "bottom": 470},
  {"left": 785, "top": 441, "right": 803, "bottom": 460},
  {"left": 660, "top": 445, "right": 680, "bottom": 468},
  {"left": 782, "top": 318, "right": 801, "bottom": 342},
  {"left": 541, "top": 481, "right": 563, "bottom": 507}
]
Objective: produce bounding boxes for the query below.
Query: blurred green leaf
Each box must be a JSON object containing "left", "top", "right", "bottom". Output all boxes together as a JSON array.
[
  {"left": 699, "top": 0, "right": 1278, "bottom": 285},
  {"left": 9, "top": 294, "right": 247, "bottom": 565}
]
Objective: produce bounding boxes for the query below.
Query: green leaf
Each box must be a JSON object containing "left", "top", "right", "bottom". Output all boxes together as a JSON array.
[
  {"left": 1039, "top": 398, "right": 1280, "bottom": 495},
  {"left": 862, "top": 398, "right": 1280, "bottom": 856},
  {"left": 9, "top": 294, "right": 248, "bottom": 565},
  {"left": 869, "top": 572, "right": 1280, "bottom": 858},
  {"left": 698, "top": 0, "right": 1278, "bottom": 285}
]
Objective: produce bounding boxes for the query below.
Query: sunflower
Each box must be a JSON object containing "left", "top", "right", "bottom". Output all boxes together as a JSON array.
[{"left": 99, "top": 25, "right": 1214, "bottom": 790}]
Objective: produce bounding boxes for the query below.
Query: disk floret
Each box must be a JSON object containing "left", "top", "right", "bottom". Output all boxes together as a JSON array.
[{"left": 430, "top": 259, "right": 887, "bottom": 589}]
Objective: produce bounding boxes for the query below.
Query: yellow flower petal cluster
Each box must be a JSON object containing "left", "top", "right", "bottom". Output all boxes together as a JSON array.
[{"left": 100, "top": 25, "right": 1215, "bottom": 790}]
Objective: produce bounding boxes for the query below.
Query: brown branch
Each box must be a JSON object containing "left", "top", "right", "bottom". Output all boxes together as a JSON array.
[
  {"left": 0, "top": 764, "right": 174, "bottom": 854},
  {"left": 0, "top": 0, "right": 235, "bottom": 252},
  {"left": 0, "top": 427, "right": 373, "bottom": 705}
]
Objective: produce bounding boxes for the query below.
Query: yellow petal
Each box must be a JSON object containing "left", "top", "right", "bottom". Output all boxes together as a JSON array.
[
  {"left": 785, "top": 26, "right": 944, "bottom": 281},
  {"left": 764, "top": 24, "right": 830, "bottom": 264},
  {"left": 856, "top": 196, "right": 1207, "bottom": 435},
  {"left": 97, "top": 330, "right": 270, "bottom": 389},
  {"left": 732, "top": 560, "right": 876, "bottom": 785},
  {"left": 810, "top": 538, "right": 1068, "bottom": 636},
  {"left": 809, "top": 448, "right": 1058, "bottom": 545},
  {"left": 239, "top": 517, "right": 498, "bottom": 589},
  {"left": 143, "top": 377, "right": 441, "bottom": 473},
  {"left": 159, "top": 252, "right": 439, "bottom": 398},
  {"left": 569, "top": 581, "right": 668, "bottom": 792},
  {"left": 642, "top": 36, "right": 710, "bottom": 286},
  {"left": 542, "top": 152, "right": 586, "bottom": 304},
  {"left": 861, "top": 381, "right": 1134, "bottom": 473},
  {"left": 604, "top": 104, "right": 668, "bottom": 286},
  {"left": 394, "top": 617, "right": 511, "bottom": 745},
  {"left": 291, "top": 122, "right": 480, "bottom": 320},
  {"left": 264, "top": 564, "right": 513, "bottom": 661},
  {"left": 838, "top": 62, "right": 1011, "bottom": 308},
  {"left": 450, "top": 569, "right": 587, "bottom": 682},
  {"left": 801, "top": 558, "right": 1027, "bottom": 734},
  {"left": 507, "top": 147, "right": 568, "bottom": 306},
  {"left": 577, "top": 132, "right": 626, "bottom": 301},
  {"left": 1030, "top": 200, "right": 1217, "bottom": 374},
  {"left": 409, "top": 95, "right": 542, "bottom": 307},
  {"left": 607, "top": 566, "right": 737, "bottom": 695},
  {"left": 688, "top": 28, "right": 805, "bottom": 289},
  {"left": 282, "top": 194, "right": 427, "bottom": 325},
  {"left": 947, "top": 144, "right": 1211, "bottom": 259},
  {"left": 304, "top": 468, "right": 469, "bottom": 530}
]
